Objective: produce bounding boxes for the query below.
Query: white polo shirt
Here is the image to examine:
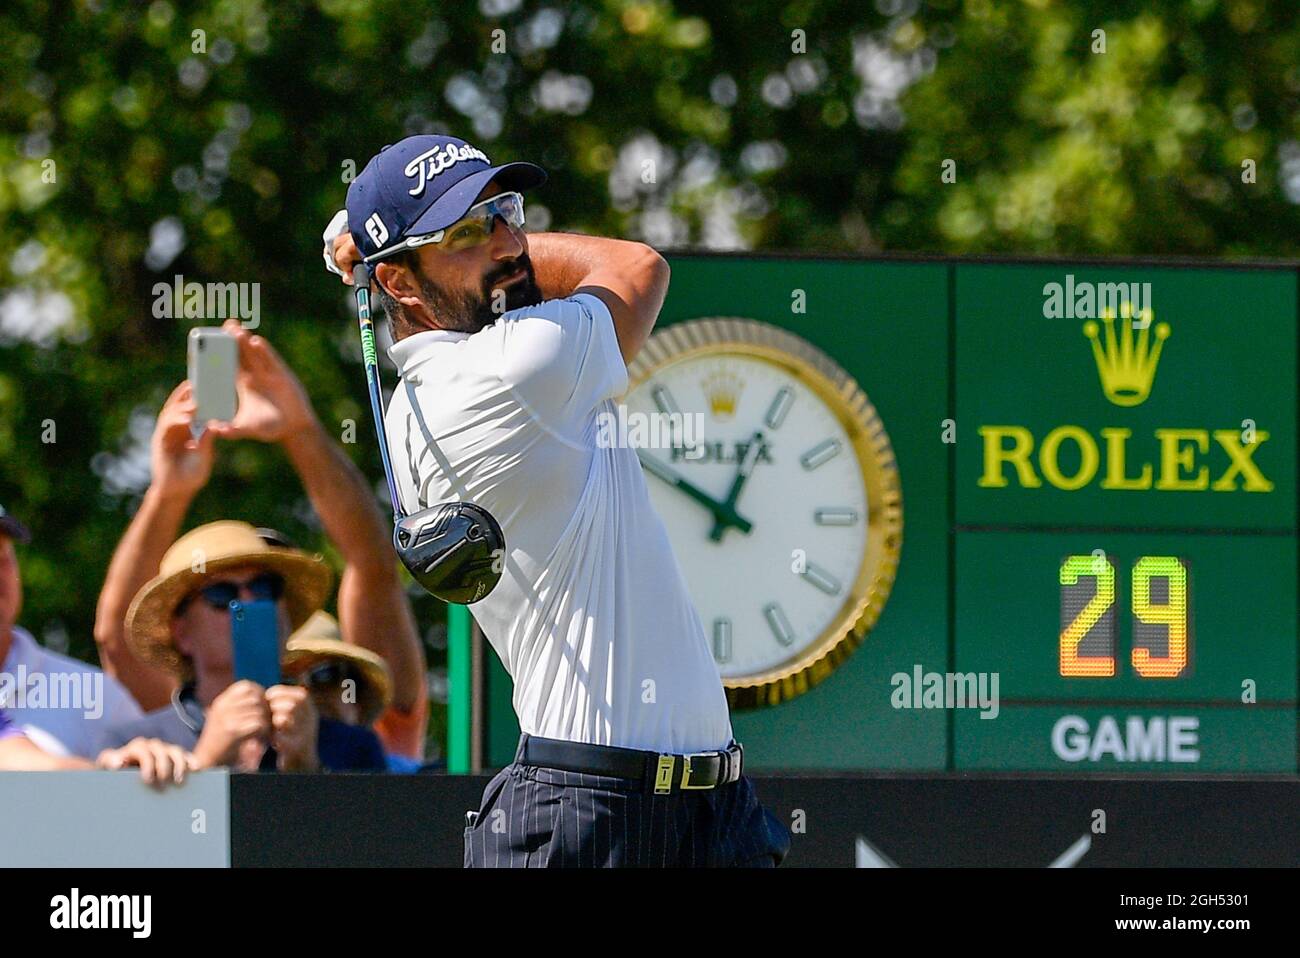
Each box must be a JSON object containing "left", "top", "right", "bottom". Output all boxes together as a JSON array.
[
  {"left": 0, "top": 626, "right": 143, "bottom": 758},
  {"left": 386, "top": 293, "right": 734, "bottom": 754}
]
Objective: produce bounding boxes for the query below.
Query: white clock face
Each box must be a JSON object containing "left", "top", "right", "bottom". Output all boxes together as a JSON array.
[{"left": 625, "top": 352, "right": 870, "bottom": 680}]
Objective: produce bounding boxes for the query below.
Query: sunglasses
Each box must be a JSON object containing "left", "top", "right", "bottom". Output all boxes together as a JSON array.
[
  {"left": 180, "top": 572, "right": 285, "bottom": 613},
  {"left": 298, "top": 661, "right": 360, "bottom": 691},
  {"left": 365, "top": 191, "right": 526, "bottom": 263}
]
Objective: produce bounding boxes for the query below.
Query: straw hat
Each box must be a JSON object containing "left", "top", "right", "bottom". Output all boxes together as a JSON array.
[
  {"left": 283, "top": 611, "right": 392, "bottom": 724},
  {"left": 125, "top": 520, "right": 333, "bottom": 677}
]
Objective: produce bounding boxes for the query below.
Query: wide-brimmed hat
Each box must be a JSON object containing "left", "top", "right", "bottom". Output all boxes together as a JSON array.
[
  {"left": 125, "top": 520, "right": 333, "bottom": 676},
  {"left": 283, "top": 611, "right": 392, "bottom": 725}
]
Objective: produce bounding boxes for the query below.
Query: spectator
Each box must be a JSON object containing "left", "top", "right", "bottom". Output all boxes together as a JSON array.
[
  {"left": 284, "top": 611, "right": 428, "bottom": 773},
  {"left": 0, "top": 503, "right": 143, "bottom": 757},
  {"left": 95, "top": 519, "right": 386, "bottom": 771},
  {"left": 0, "top": 706, "right": 195, "bottom": 788},
  {"left": 92, "top": 321, "right": 428, "bottom": 763}
]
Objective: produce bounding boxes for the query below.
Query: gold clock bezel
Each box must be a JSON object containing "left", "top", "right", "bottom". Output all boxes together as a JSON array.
[{"left": 625, "top": 317, "right": 903, "bottom": 709}]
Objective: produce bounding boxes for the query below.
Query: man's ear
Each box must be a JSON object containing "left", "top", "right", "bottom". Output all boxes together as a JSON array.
[{"left": 375, "top": 260, "right": 424, "bottom": 308}]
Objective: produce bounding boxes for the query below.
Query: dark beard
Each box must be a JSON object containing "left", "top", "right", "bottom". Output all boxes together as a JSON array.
[{"left": 418, "top": 255, "right": 543, "bottom": 334}]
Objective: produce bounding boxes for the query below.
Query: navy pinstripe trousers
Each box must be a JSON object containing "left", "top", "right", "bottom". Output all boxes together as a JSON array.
[{"left": 463, "top": 737, "right": 792, "bottom": 868}]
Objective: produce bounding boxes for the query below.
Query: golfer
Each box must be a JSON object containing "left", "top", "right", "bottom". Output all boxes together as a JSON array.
[{"left": 326, "top": 134, "right": 789, "bottom": 867}]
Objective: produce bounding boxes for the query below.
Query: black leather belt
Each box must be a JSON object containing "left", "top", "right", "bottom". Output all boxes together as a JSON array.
[{"left": 517, "top": 733, "right": 744, "bottom": 795}]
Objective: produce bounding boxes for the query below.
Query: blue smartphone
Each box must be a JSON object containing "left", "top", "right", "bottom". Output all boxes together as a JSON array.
[{"left": 230, "top": 598, "right": 281, "bottom": 688}]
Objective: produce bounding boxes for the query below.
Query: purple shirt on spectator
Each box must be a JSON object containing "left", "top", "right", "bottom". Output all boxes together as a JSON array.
[{"left": 0, "top": 708, "right": 22, "bottom": 740}]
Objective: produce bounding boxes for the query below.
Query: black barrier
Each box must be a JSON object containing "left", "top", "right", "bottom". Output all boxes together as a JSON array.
[
  {"left": 230, "top": 772, "right": 1300, "bottom": 867},
  {"left": 231, "top": 773, "right": 485, "bottom": 868}
]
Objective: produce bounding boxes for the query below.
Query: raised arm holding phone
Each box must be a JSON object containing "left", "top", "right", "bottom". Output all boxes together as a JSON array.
[{"left": 92, "top": 320, "right": 427, "bottom": 767}]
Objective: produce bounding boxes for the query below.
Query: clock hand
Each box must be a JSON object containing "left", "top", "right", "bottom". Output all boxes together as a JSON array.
[
  {"left": 637, "top": 450, "right": 754, "bottom": 535},
  {"left": 709, "top": 431, "right": 765, "bottom": 542}
]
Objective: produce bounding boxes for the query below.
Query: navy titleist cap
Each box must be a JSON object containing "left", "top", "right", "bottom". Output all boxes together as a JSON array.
[{"left": 346, "top": 135, "right": 546, "bottom": 262}]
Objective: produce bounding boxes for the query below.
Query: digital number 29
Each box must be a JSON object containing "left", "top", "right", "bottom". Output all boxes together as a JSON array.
[{"left": 1059, "top": 555, "right": 1189, "bottom": 679}]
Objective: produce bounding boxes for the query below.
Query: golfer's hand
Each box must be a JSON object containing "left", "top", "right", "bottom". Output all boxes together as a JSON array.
[
  {"left": 207, "top": 320, "right": 316, "bottom": 445},
  {"left": 266, "top": 684, "right": 320, "bottom": 772},
  {"left": 96, "top": 737, "right": 198, "bottom": 789},
  {"left": 323, "top": 209, "right": 359, "bottom": 286},
  {"left": 151, "top": 381, "right": 217, "bottom": 500},
  {"left": 193, "top": 680, "right": 271, "bottom": 770}
]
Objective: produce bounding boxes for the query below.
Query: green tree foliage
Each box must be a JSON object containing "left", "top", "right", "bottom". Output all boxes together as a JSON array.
[{"left": 1, "top": 0, "right": 1297, "bottom": 748}]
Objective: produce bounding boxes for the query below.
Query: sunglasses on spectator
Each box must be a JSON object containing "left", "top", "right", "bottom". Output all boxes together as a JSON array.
[
  {"left": 178, "top": 572, "right": 285, "bottom": 614},
  {"left": 298, "top": 661, "right": 360, "bottom": 691},
  {"left": 364, "top": 191, "right": 526, "bottom": 262}
]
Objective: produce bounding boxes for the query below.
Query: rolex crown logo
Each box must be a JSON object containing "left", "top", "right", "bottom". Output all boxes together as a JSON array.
[
  {"left": 1082, "top": 302, "right": 1170, "bottom": 407},
  {"left": 702, "top": 369, "right": 742, "bottom": 420}
]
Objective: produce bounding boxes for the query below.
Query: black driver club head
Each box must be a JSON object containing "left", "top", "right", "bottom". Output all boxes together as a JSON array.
[{"left": 394, "top": 501, "right": 505, "bottom": 604}]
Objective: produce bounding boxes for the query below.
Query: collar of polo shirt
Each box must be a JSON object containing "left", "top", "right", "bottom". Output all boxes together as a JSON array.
[{"left": 388, "top": 328, "right": 472, "bottom": 376}]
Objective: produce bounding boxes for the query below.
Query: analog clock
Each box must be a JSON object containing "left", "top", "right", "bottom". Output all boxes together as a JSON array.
[{"left": 624, "top": 318, "right": 903, "bottom": 708}]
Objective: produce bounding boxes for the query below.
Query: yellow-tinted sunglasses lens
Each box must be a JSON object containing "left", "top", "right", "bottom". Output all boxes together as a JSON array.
[
  {"left": 433, "top": 193, "right": 526, "bottom": 252},
  {"left": 440, "top": 220, "right": 494, "bottom": 251}
]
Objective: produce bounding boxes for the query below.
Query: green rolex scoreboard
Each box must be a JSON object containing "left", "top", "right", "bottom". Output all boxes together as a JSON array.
[
  {"left": 953, "top": 264, "right": 1295, "bottom": 773},
  {"left": 464, "top": 256, "right": 1298, "bottom": 775}
]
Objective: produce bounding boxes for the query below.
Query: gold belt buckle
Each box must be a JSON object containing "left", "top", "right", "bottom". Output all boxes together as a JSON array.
[
  {"left": 679, "top": 753, "right": 715, "bottom": 790},
  {"left": 654, "top": 755, "right": 675, "bottom": 795}
]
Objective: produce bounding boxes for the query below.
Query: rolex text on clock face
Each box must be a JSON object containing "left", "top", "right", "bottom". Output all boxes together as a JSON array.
[{"left": 626, "top": 351, "right": 871, "bottom": 681}]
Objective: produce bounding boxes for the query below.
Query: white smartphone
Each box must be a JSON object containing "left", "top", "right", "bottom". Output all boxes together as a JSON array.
[{"left": 187, "top": 328, "right": 238, "bottom": 433}]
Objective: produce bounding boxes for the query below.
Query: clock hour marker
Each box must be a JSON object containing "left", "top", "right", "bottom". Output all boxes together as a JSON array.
[
  {"left": 763, "top": 602, "right": 796, "bottom": 647},
  {"left": 800, "top": 439, "right": 841, "bottom": 470},
  {"left": 712, "top": 618, "right": 732, "bottom": 664},
  {"left": 800, "top": 562, "right": 842, "bottom": 596},
  {"left": 764, "top": 388, "right": 794, "bottom": 430},
  {"left": 814, "top": 508, "right": 859, "bottom": 526},
  {"left": 651, "top": 385, "right": 680, "bottom": 417}
]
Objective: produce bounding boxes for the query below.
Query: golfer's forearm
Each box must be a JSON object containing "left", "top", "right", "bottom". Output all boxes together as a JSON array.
[
  {"left": 529, "top": 231, "right": 654, "bottom": 299},
  {"left": 281, "top": 418, "right": 393, "bottom": 573},
  {"left": 527, "top": 231, "right": 670, "bottom": 362},
  {"left": 93, "top": 485, "right": 191, "bottom": 709}
]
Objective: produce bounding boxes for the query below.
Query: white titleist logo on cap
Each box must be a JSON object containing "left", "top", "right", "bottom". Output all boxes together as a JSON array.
[{"left": 405, "top": 143, "right": 490, "bottom": 197}]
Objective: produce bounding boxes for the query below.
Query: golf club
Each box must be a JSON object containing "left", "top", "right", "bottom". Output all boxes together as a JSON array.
[{"left": 351, "top": 261, "right": 506, "bottom": 604}]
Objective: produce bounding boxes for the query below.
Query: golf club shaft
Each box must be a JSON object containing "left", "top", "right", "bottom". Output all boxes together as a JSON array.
[{"left": 351, "top": 262, "right": 406, "bottom": 521}]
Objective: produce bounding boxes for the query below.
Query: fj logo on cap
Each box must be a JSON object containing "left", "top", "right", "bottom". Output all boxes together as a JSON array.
[
  {"left": 364, "top": 213, "right": 389, "bottom": 247},
  {"left": 404, "top": 143, "right": 490, "bottom": 197}
]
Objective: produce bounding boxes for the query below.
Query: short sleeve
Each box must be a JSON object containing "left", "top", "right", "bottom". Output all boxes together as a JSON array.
[{"left": 496, "top": 293, "right": 628, "bottom": 429}]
